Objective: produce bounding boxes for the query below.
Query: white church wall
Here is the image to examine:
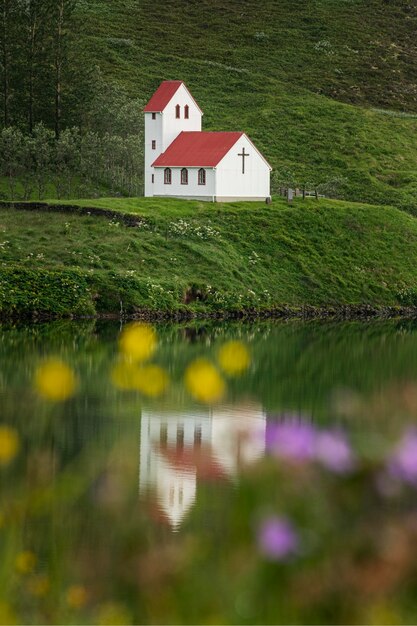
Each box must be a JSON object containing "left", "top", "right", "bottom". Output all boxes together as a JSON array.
[
  {"left": 154, "top": 453, "right": 197, "bottom": 529},
  {"left": 144, "top": 112, "right": 163, "bottom": 197},
  {"left": 154, "top": 167, "right": 215, "bottom": 200},
  {"left": 211, "top": 404, "right": 266, "bottom": 475},
  {"left": 161, "top": 83, "right": 202, "bottom": 152},
  {"left": 215, "top": 134, "right": 271, "bottom": 201}
]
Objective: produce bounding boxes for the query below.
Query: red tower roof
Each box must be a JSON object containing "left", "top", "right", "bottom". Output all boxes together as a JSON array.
[
  {"left": 152, "top": 131, "right": 244, "bottom": 167},
  {"left": 144, "top": 80, "right": 184, "bottom": 112}
]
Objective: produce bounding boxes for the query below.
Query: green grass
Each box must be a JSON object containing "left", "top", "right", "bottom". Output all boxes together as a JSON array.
[
  {"left": 62, "top": 0, "right": 417, "bottom": 211},
  {"left": 2, "top": 197, "right": 417, "bottom": 316}
]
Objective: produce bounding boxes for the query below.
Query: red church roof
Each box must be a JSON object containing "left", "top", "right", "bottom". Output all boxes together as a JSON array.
[
  {"left": 152, "top": 131, "right": 244, "bottom": 167},
  {"left": 156, "top": 443, "right": 229, "bottom": 481},
  {"left": 144, "top": 80, "right": 184, "bottom": 112}
]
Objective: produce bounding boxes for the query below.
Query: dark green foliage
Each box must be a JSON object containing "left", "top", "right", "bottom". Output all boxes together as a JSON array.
[{"left": 0, "top": 265, "right": 94, "bottom": 316}]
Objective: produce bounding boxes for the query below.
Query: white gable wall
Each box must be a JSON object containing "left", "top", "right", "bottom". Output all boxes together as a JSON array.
[
  {"left": 162, "top": 84, "right": 202, "bottom": 152},
  {"left": 154, "top": 166, "right": 215, "bottom": 200},
  {"left": 215, "top": 135, "right": 270, "bottom": 201}
]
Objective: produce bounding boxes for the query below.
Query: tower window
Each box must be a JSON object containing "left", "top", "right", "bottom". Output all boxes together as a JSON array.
[
  {"left": 175, "top": 104, "right": 180, "bottom": 118},
  {"left": 194, "top": 426, "right": 202, "bottom": 446},
  {"left": 151, "top": 140, "right": 156, "bottom": 150},
  {"left": 177, "top": 424, "right": 184, "bottom": 448},
  {"left": 198, "top": 168, "right": 206, "bottom": 185},
  {"left": 181, "top": 168, "right": 188, "bottom": 185},
  {"left": 151, "top": 174, "right": 154, "bottom": 184},
  {"left": 152, "top": 112, "right": 156, "bottom": 120},
  {"left": 184, "top": 105, "right": 189, "bottom": 119},
  {"left": 164, "top": 168, "right": 172, "bottom": 184},
  {"left": 160, "top": 423, "right": 167, "bottom": 446}
]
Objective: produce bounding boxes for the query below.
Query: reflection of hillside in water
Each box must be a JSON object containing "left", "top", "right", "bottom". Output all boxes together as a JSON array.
[{"left": 139, "top": 403, "right": 266, "bottom": 529}]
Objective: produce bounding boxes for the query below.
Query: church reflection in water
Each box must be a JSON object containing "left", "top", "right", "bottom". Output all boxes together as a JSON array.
[{"left": 139, "top": 404, "right": 266, "bottom": 530}]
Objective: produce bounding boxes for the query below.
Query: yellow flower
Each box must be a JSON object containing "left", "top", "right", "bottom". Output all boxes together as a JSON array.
[
  {"left": 218, "top": 341, "right": 250, "bottom": 376},
  {"left": 35, "top": 359, "right": 77, "bottom": 401},
  {"left": 110, "top": 360, "right": 138, "bottom": 391},
  {"left": 0, "top": 426, "right": 19, "bottom": 466},
  {"left": 119, "top": 323, "right": 156, "bottom": 362},
  {"left": 66, "top": 585, "right": 88, "bottom": 609},
  {"left": 185, "top": 359, "right": 225, "bottom": 404},
  {"left": 27, "top": 574, "right": 50, "bottom": 597},
  {"left": 15, "top": 551, "right": 36, "bottom": 575},
  {"left": 96, "top": 602, "right": 132, "bottom": 625},
  {"left": 0, "top": 601, "right": 17, "bottom": 625},
  {"left": 134, "top": 364, "right": 169, "bottom": 397}
]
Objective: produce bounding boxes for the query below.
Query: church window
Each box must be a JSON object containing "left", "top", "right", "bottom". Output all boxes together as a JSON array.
[
  {"left": 198, "top": 168, "right": 206, "bottom": 185},
  {"left": 151, "top": 174, "right": 154, "bottom": 184},
  {"left": 181, "top": 168, "right": 188, "bottom": 185},
  {"left": 175, "top": 104, "right": 180, "bottom": 118},
  {"left": 151, "top": 140, "right": 156, "bottom": 149},
  {"left": 164, "top": 168, "right": 172, "bottom": 184},
  {"left": 160, "top": 423, "right": 167, "bottom": 446},
  {"left": 177, "top": 424, "right": 184, "bottom": 448},
  {"left": 194, "top": 426, "right": 202, "bottom": 446},
  {"left": 184, "top": 104, "right": 189, "bottom": 119},
  {"left": 152, "top": 112, "right": 156, "bottom": 120}
]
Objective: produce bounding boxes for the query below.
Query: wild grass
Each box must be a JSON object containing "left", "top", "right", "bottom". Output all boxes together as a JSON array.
[{"left": 2, "top": 197, "right": 417, "bottom": 315}]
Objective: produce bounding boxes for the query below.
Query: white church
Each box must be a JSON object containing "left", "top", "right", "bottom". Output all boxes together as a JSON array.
[{"left": 144, "top": 81, "right": 272, "bottom": 202}]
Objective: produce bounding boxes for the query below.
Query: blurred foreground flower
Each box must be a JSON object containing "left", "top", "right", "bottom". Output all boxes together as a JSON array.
[
  {"left": 0, "top": 602, "right": 17, "bottom": 625},
  {"left": 266, "top": 421, "right": 316, "bottom": 462},
  {"left": 119, "top": 322, "right": 156, "bottom": 362},
  {"left": 27, "top": 574, "right": 50, "bottom": 597},
  {"left": 111, "top": 361, "right": 169, "bottom": 397},
  {"left": 35, "top": 359, "right": 77, "bottom": 401},
  {"left": 257, "top": 516, "right": 298, "bottom": 560},
  {"left": 185, "top": 358, "right": 225, "bottom": 403},
  {"left": 0, "top": 426, "right": 19, "bottom": 466},
  {"left": 110, "top": 360, "right": 138, "bottom": 391},
  {"left": 388, "top": 429, "right": 417, "bottom": 485},
  {"left": 135, "top": 364, "right": 169, "bottom": 397},
  {"left": 96, "top": 601, "right": 132, "bottom": 625},
  {"left": 15, "top": 551, "right": 36, "bottom": 575},
  {"left": 218, "top": 340, "right": 250, "bottom": 376},
  {"left": 66, "top": 585, "right": 88, "bottom": 609},
  {"left": 266, "top": 420, "right": 354, "bottom": 473},
  {"left": 315, "top": 430, "right": 354, "bottom": 474}
]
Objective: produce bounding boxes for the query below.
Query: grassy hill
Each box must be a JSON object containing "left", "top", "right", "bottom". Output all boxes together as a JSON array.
[
  {"left": 2, "top": 197, "right": 417, "bottom": 317},
  {"left": 66, "top": 0, "right": 417, "bottom": 211}
]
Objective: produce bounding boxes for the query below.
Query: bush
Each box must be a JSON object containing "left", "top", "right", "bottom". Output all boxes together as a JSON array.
[{"left": 0, "top": 266, "right": 95, "bottom": 317}]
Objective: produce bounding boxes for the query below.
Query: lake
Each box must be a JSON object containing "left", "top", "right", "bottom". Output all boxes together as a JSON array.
[{"left": 2, "top": 318, "right": 417, "bottom": 624}]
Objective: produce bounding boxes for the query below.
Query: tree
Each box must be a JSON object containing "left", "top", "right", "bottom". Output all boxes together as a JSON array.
[
  {"left": 0, "top": 0, "right": 14, "bottom": 126},
  {"left": 51, "top": 0, "right": 76, "bottom": 138},
  {"left": 16, "top": 0, "right": 54, "bottom": 133},
  {"left": 0, "top": 126, "right": 25, "bottom": 199}
]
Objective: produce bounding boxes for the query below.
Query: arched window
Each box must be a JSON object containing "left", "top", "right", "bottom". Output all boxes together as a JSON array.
[
  {"left": 198, "top": 168, "right": 206, "bottom": 185},
  {"left": 175, "top": 104, "right": 180, "bottom": 119},
  {"left": 184, "top": 104, "right": 189, "bottom": 119},
  {"left": 181, "top": 168, "right": 188, "bottom": 185},
  {"left": 164, "top": 168, "right": 172, "bottom": 184}
]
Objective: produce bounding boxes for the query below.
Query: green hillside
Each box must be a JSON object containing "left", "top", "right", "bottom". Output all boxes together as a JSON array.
[
  {"left": 2, "top": 197, "right": 417, "bottom": 317},
  {"left": 69, "top": 0, "right": 417, "bottom": 210}
]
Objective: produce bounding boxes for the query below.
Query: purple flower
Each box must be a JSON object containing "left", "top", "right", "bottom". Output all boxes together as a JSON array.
[
  {"left": 388, "top": 429, "right": 417, "bottom": 485},
  {"left": 315, "top": 430, "right": 354, "bottom": 474},
  {"left": 257, "top": 516, "right": 299, "bottom": 560},
  {"left": 266, "top": 421, "right": 316, "bottom": 462}
]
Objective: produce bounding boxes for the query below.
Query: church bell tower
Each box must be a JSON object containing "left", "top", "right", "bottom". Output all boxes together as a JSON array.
[{"left": 143, "top": 81, "right": 203, "bottom": 197}]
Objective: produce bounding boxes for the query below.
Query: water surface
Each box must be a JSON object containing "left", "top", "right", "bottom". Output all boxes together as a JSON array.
[{"left": 2, "top": 319, "right": 417, "bottom": 624}]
